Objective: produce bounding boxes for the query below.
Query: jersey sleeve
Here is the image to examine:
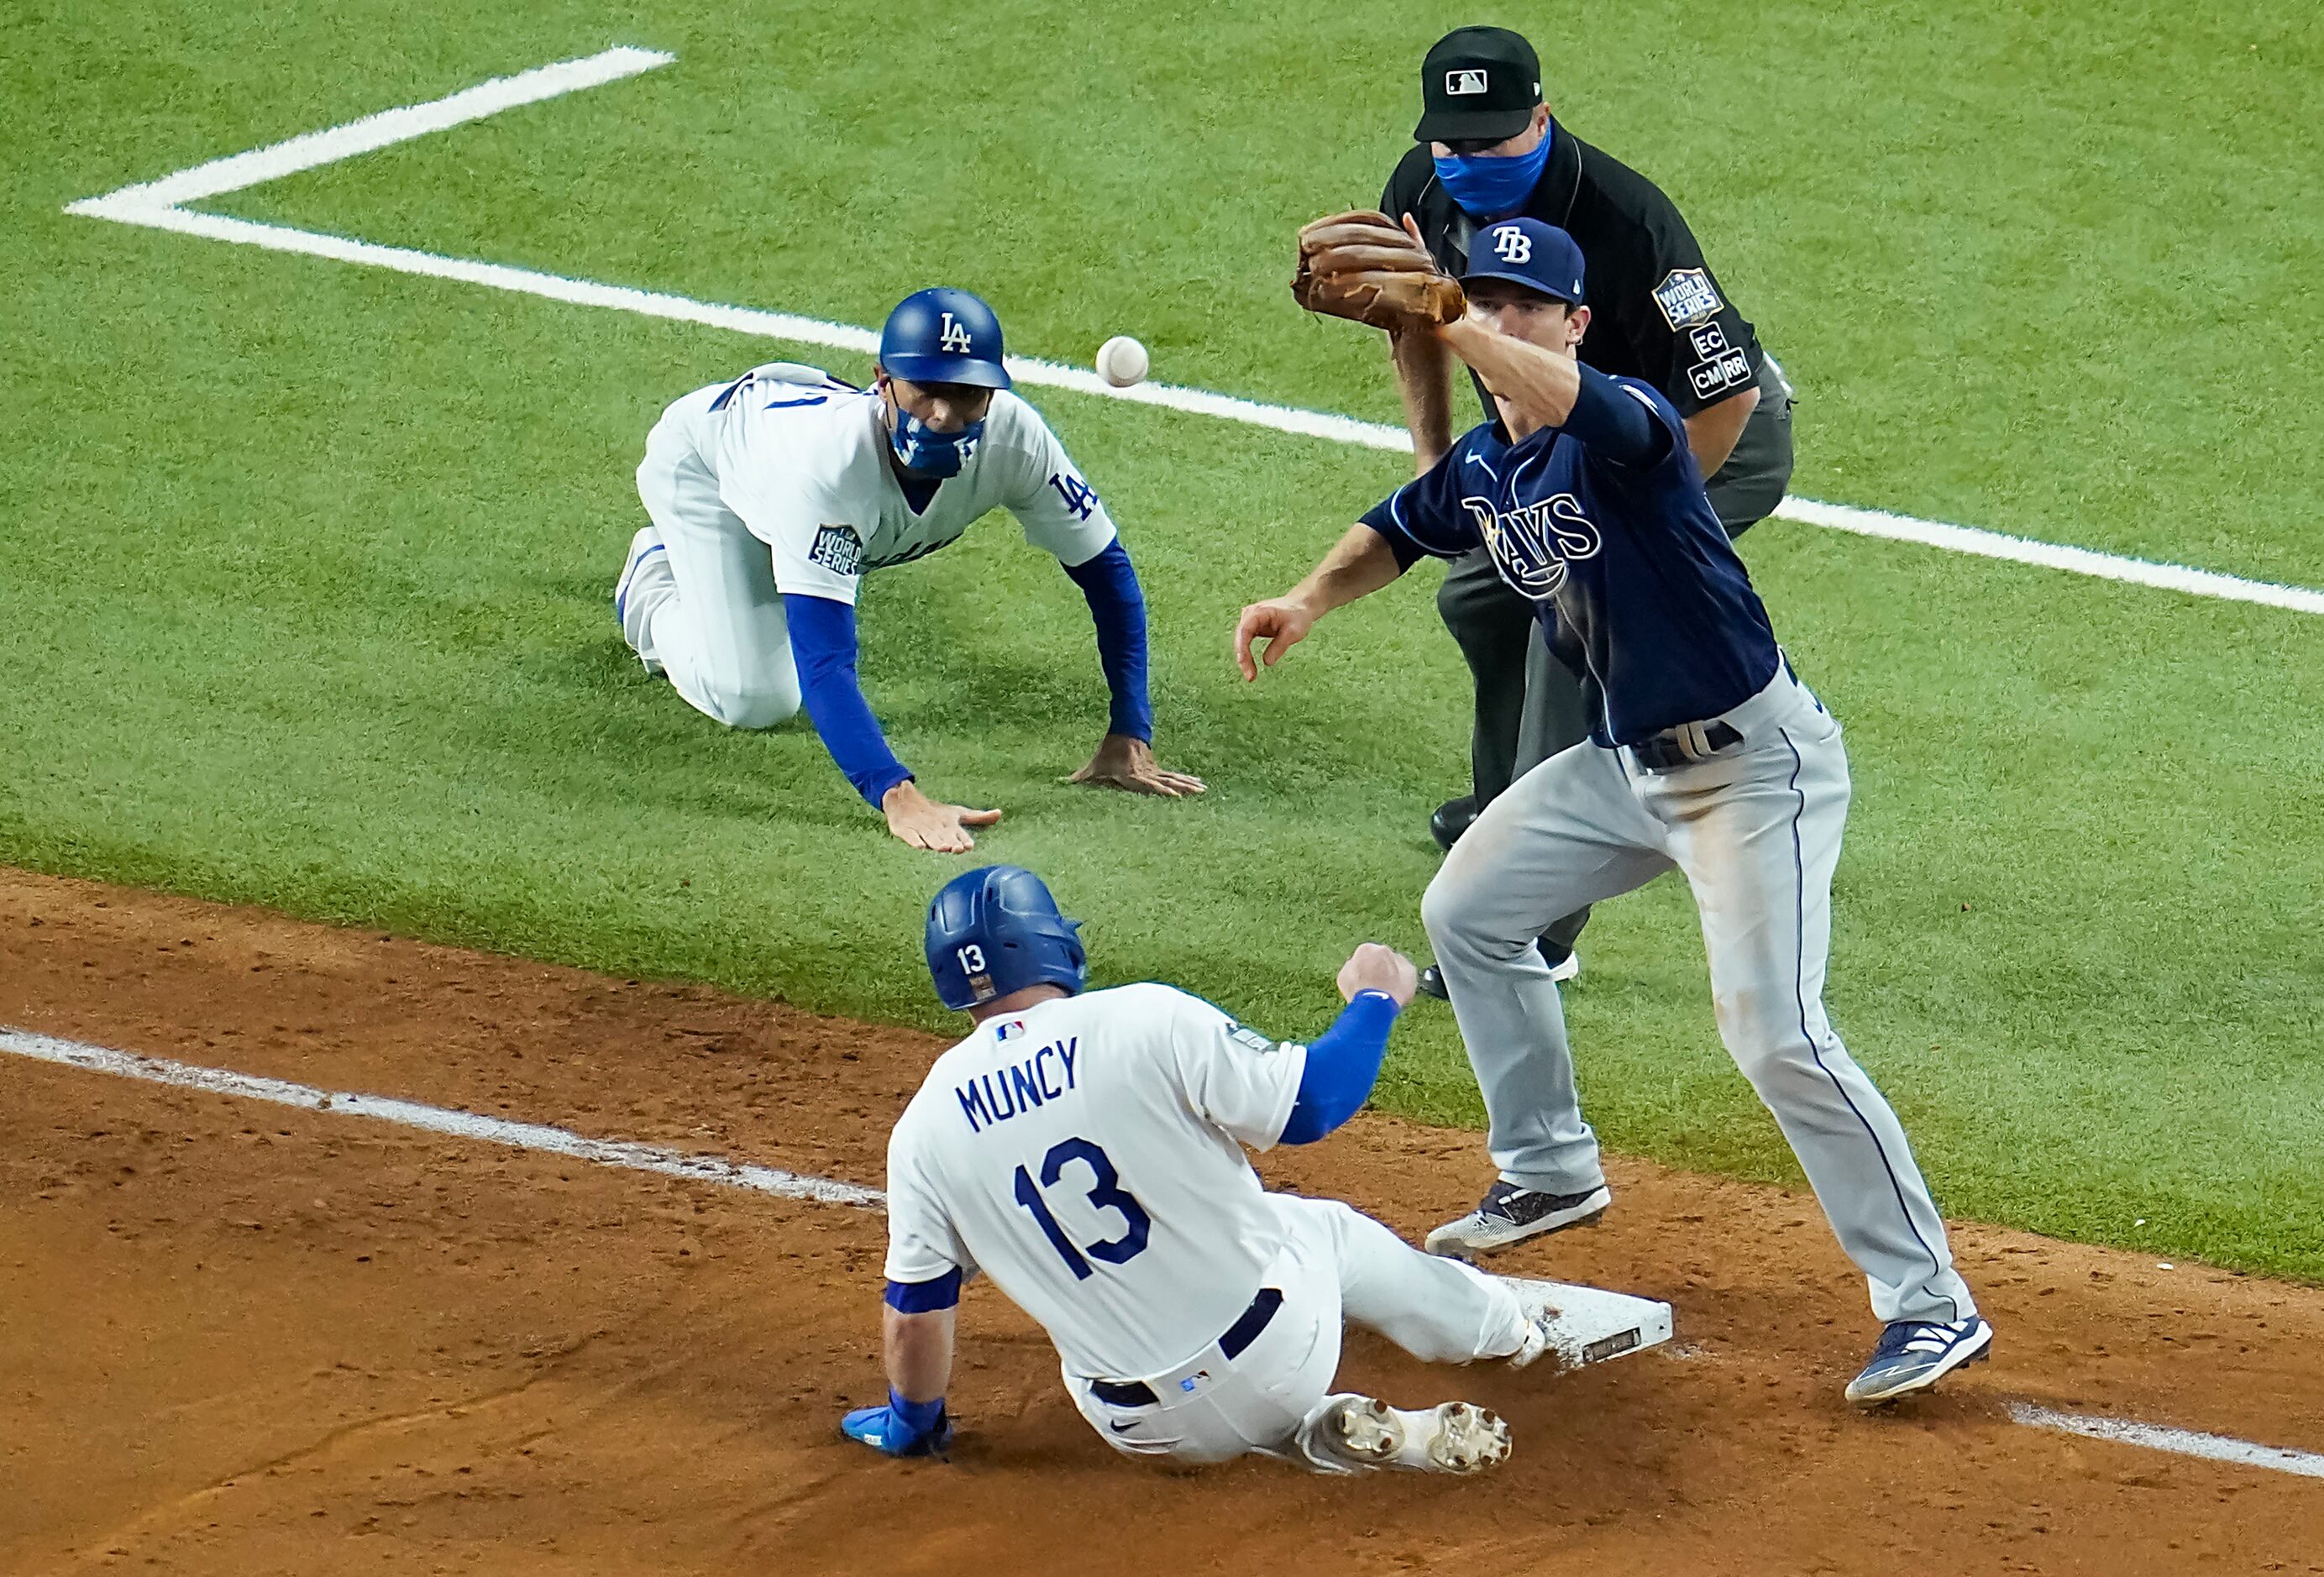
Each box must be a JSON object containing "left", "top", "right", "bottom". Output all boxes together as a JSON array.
[
  {"left": 1587, "top": 376, "right": 1700, "bottom": 488},
  {"left": 1358, "top": 430, "right": 1489, "bottom": 563},
  {"left": 881, "top": 1114, "right": 974, "bottom": 1286},
  {"left": 719, "top": 457, "right": 873, "bottom": 606},
  {"left": 1157, "top": 988, "right": 1309, "bottom": 1152},
  {"left": 1597, "top": 201, "right": 1760, "bottom": 418},
  {"left": 996, "top": 395, "right": 1119, "bottom": 568}
]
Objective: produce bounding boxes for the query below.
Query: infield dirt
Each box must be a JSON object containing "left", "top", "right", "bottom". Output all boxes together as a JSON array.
[{"left": 3, "top": 868, "right": 2320, "bottom": 1574}]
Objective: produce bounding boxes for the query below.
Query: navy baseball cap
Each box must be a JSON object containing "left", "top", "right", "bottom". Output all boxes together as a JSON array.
[{"left": 1460, "top": 217, "right": 1586, "bottom": 306}]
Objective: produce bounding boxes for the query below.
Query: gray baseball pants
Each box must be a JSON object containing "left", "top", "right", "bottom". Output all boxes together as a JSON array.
[{"left": 1419, "top": 663, "right": 1976, "bottom": 1326}]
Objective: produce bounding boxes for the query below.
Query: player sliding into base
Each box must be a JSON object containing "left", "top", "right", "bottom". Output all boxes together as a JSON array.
[
  {"left": 1235, "top": 215, "right": 1992, "bottom": 1406},
  {"left": 841, "top": 864, "right": 1575, "bottom": 1475},
  {"left": 614, "top": 288, "right": 1203, "bottom": 852}
]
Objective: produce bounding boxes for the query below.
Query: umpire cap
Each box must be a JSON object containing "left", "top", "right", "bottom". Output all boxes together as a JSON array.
[
  {"left": 880, "top": 287, "right": 1012, "bottom": 390},
  {"left": 925, "top": 865, "right": 1087, "bottom": 1010},
  {"left": 1414, "top": 27, "right": 1542, "bottom": 144}
]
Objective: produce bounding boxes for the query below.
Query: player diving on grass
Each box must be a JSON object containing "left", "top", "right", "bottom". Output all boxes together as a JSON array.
[
  {"left": 1234, "top": 215, "right": 1991, "bottom": 1405},
  {"left": 615, "top": 288, "right": 1203, "bottom": 851},
  {"left": 841, "top": 864, "right": 1577, "bottom": 1474}
]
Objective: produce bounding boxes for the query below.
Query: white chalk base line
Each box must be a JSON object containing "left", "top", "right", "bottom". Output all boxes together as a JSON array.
[
  {"left": 0, "top": 1024, "right": 882, "bottom": 1208},
  {"left": 9, "top": 1023, "right": 2324, "bottom": 1484},
  {"left": 59, "top": 48, "right": 2324, "bottom": 621}
]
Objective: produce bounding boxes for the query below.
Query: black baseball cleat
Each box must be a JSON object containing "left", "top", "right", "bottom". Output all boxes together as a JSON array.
[
  {"left": 1424, "top": 1179, "right": 1612, "bottom": 1256},
  {"left": 1430, "top": 796, "right": 1479, "bottom": 851}
]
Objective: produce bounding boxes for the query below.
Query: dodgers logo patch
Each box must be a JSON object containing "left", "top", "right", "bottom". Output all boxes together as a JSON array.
[
  {"left": 807, "top": 525, "right": 864, "bottom": 576},
  {"left": 1652, "top": 268, "right": 1723, "bottom": 328}
]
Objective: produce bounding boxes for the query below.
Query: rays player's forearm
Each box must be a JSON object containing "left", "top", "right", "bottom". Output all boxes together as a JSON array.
[
  {"left": 783, "top": 595, "right": 914, "bottom": 805},
  {"left": 1288, "top": 524, "right": 1409, "bottom": 619},
  {"left": 1389, "top": 327, "right": 1457, "bottom": 472},
  {"left": 1438, "top": 317, "right": 1582, "bottom": 437},
  {"left": 1278, "top": 990, "right": 1402, "bottom": 1145},
  {"left": 1061, "top": 539, "right": 1153, "bottom": 741},
  {"left": 881, "top": 1302, "right": 957, "bottom": 1404},
  {"left": 1683, "top": 384, "right": 1759, "bottom": 476}
]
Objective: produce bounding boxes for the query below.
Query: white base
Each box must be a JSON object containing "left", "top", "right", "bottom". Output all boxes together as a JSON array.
[{"left": 1514, "top": 1279, "right": 1674, "bottom": 1369}]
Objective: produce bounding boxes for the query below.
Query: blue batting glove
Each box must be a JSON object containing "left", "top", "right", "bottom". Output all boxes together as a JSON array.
[{"left": 840, "top": 1390, "right": 951, "bottom": 1458}]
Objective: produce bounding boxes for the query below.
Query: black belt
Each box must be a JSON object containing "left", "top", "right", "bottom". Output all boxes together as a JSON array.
[
  {"left": 1628, "top": 720, "right": 1743, "bottom": 772},
  {"left": 1088, "top": 1287, "right": 1283, "bottom": 1408}
]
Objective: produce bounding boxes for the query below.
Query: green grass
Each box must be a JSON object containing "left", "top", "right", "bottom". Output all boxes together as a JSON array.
[{"left": 4, "top": 1, "right": 2321, "bottom": 1279}]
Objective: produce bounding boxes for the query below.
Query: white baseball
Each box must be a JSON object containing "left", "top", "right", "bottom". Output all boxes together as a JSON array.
[{"left": 1096, "top": 335, "right": 1150, "bottom": 388}]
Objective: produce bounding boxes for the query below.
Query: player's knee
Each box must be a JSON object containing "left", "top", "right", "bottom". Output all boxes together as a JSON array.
[
  {"left": 1421, "top": 865, "right": 1521, "bottom": 961},
  {"left": 1714, "top": 986, "right": 1831, "bottom": 1086},
  {"left": 699, "top": 678, "right": 800, "bottom": 731}
]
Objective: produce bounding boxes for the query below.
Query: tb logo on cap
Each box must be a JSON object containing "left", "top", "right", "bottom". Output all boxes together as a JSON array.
[
  {"left": 938, "top": 312, "right": 974, "bottom": 354},
  {"left": 1492, "top": 225, "right": 1533, "bottom": 264},
  {"left": 1445, "top": 68, "right": 1488, "bottom": 95}
]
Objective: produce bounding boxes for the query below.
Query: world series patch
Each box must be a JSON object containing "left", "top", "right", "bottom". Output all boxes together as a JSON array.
[
  {"left": 1227, "top": 1024, "right": 1280, "bottom": 1055},
  {"left": 808, "top": 524, "right": 864, "bottom": 576},
  {"left": 1652, "top": 267, "right": 1723, "bottom": 328}
]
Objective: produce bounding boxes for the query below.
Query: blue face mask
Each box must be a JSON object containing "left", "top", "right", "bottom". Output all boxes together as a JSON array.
[
  {"left": 1432, "top": 128, "right": 1552, "bottom": 219},
  {"left": 889, "top": 408, "right": 984, "bottom": 478}
]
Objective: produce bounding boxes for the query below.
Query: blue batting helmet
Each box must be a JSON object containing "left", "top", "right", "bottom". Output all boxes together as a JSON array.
[
  {"left": 879, "top": 288, "right": 1012, "bottom": 390},
  {"left": 924, "top": 865, "right": 1085, "bottom": 1010}
]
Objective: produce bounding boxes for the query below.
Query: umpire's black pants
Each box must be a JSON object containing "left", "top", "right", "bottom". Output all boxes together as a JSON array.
[{"left": 1438, "top": 361, "right": 1796, "bottom": 958}]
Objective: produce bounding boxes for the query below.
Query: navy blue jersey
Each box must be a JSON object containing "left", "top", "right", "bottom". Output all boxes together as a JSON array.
[{"left": 1361, "top": 378, "right": 1779, "bottom": 747}]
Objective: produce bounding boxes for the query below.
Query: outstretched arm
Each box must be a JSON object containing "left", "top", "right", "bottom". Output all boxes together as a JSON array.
[
  {"left": 1438, "top": 318, "right": 1671, "bottom": 465},
  {"left": 1061, "top": 542, "right": 1204, "bottom": 797},
  {"left": 1232, "top": 524, "right": 1409, "bottom": 681},
  {"left": 841, "top": 1285, "right": 959, "bottom": 1458},
  {"left": 785, "top": 595, "right": 1002, "bottom": 852}
]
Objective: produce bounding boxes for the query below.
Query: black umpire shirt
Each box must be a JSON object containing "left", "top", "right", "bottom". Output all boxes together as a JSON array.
[{"left": 1383, "top": 123, "right": 1765, "bottom": 423}]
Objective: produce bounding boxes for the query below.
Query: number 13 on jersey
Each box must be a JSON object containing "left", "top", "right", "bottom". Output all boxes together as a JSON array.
[{"left": 1013, "top": 1136, "right": 1151, "bottom": 1280}]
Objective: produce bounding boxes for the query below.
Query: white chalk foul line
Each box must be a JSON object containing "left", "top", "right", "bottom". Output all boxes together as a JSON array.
[
  {"left": 2010, "top": 1401, "right": 2324, "bottom": 1481},
  {"left": 0, "top": 1024, "right": 883, "bottom": 1209},
  {"left": 58, "top": 48, "right": 2324, "bottom": 619}
]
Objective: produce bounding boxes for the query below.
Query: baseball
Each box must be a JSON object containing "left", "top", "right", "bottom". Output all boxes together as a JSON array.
[{"left": 1096, "top": 334, "right": 1149, "bottom": 388}]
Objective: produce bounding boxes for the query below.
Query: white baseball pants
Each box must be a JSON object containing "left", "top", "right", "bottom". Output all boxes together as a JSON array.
[
  {"left": 627, "top": 386, "right": 801, "bottom": 730},
  {"left": 1421, "top": 663, "right": 1977, "bottom": 1326},
  {"left": 1067, "top": 1192, "right": 1530, "bottom": 1470}
]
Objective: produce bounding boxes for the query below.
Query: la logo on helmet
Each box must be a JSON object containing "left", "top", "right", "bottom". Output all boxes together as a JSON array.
[
  {"left": 938, "top": 312, "right": 974, "bottom": 354},
  {"left": 1493, "top": 226, "right": 1532, "bottom": 264}
]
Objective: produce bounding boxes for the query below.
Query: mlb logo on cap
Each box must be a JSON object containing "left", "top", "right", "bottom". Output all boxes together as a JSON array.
[{"left": 1445, "top": 68, "right": 1488, "bottom": 95}]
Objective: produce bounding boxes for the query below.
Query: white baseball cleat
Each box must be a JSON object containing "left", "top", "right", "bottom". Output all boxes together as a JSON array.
[
  {"left": 613, "top": 526, "right": 674, "bottom": 673},
  {"left": 1314, "top": 1396, "right": 1511, "bottom": 1475},
  {"left": 1425, "top": 1179, "right": 1612, "bottom": 1257}
]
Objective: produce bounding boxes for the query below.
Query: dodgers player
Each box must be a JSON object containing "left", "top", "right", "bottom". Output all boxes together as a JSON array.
[
  {"left": 1233, "top": 219, "right": 1992, "bottom": 1406},
  {"left": 841, "top": 865, "right": 1566, "bottom": 1473},
  {"left": 615, "top": 288, "right": 1204, "bottom": 852}
]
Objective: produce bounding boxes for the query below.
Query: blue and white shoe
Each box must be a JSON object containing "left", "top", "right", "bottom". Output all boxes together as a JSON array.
[
  {"left": 1845, "top": 1316, "right": 1994, "bottom": 1406},
  {"left": 613, "top": 526, "right": 673, "bottom": 672},
  {"left": 1424, "top": 1178, "right": 1611, "bottom": 1258}
]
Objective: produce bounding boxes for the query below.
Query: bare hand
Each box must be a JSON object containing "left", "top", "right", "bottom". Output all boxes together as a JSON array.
[
  {"left": 882, "top": 782, "right": 1003, "bottom": 853},
  {"left": 1337, "top": 943, "right": 1419, "bottom": 1007},
  {"left": 1234, "top": 597, "right": 1316, "bottom": 681},
  {"left": 1066, "top": 734, "right": 1206, "bottom": 797}
]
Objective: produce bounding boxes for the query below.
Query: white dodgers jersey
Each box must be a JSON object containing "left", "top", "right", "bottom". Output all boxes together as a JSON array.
[
  {"left": 679, "top": 363, "right": 1118, "bottom": 605},
  {"left": 883, "top": 983, "right": 1310, "bottom": 1382}
]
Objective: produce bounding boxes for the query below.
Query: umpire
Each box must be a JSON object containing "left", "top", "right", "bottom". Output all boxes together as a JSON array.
[{"left": 1383, "top": 25, "right": 1793, "bottom": 985}]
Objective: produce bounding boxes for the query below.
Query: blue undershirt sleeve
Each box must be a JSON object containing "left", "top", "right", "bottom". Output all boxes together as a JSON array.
[
  {"left": 883, "top": 1268, "right": 963, "bottom": 1313},
  {"left": 783, "top": 593, "right": 915, "bottom": 808},
  {"left": 1562, "top": 364, "right": 1672, "bottom": 469},
  {"left": 1059, "top": 538, "right": 1153, "bottom": 741},
  {"left": 1278, "top": 990, "right": 1403, "bottom": 1145}
]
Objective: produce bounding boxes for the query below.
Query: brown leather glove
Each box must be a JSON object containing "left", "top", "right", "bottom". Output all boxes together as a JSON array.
[{"left": 1292, "top": 211, "right": 1466, "bottom": 333}]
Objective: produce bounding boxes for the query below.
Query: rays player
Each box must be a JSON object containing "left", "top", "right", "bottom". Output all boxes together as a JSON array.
[
  {"left": 615, "top": 287, "right": 1204, "bottom": 852},
  {"left": 840, "top": 864, "right": 1565, "bottom": 1474},
  {"left": 1237, "top": 218, "right": 1992, "bottom": 1406}
]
